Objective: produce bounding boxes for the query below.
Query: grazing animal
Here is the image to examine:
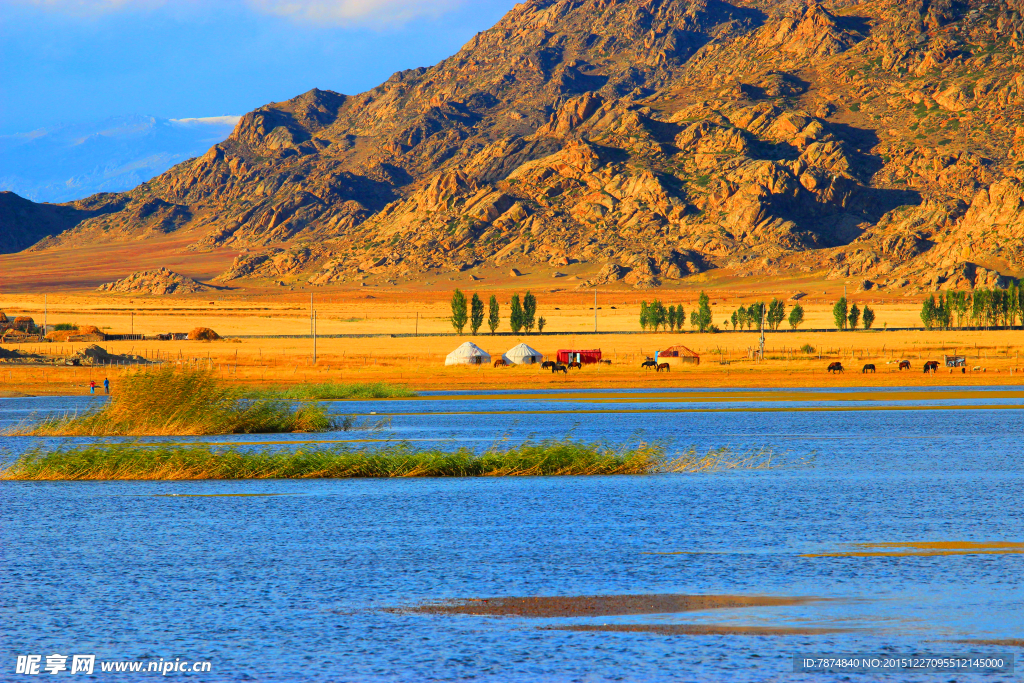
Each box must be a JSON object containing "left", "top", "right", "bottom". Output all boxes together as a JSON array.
[
  {"left": 550, "top": 363, "right": 568, "bottom": 374},
  {"left": 541, "top": 361, "right": 555, "bottom": 370},
  {"left": 899, "top": 360, "right": 911, "bottom": 370},
  {"left": 972, "top": 365, "right": 983, "bottom": 372},
  {"left": 599, "top": 359, "right": 612, "bottom": 365},
  {"left": 862, "top": 364, "right": 875, "bottom": 373},
  {"left": 656, "top": 363, "right": 671, "bottom": 372},
  {"left": 924, "top": 361, "right": 940, "bottom": 373},
  {"left": 641, "top": 359, "right": 658, "bottom": 370},
  {"left": 493, "top": 358, "right": 509, "bottom": 367},
  {"left": 567, "top": 361, "right": 582, "bottom": 370},
  {"left": 827, "top": 362, "right": 844, "bottom": 374}
]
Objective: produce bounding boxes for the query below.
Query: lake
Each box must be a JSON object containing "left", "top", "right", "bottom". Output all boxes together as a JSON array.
[{"left": 2, "top": 388, "right": 1023, "bottom": 681}]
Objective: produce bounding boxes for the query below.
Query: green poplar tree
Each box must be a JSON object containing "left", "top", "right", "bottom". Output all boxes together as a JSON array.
[
  {"left": 470, "top": 294, "right": 484, "bottom": 335},
  {"left": 833, "top": 297, "right": 848, "bottom": 330},
  {"left": 522, "top": 291, "right": 537, "bottom": 333},
  {"left": 450, "top": 289, "right": 468, "bottom": 334},
  {"left": 487, "top": 295, "right": 500, "bottom": 334},
  {"left": 788, "top": 303, "right": 805, "bottom": 329},
  {"left": 862, "top": 306, "right": 875, "bottom": 329},
  {"left": 509, "top": 294, "right": 524, "bottom": 334}
]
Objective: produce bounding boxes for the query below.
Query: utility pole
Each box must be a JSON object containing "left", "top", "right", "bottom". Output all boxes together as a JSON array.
[
  {"left": 759, "top": 305, "right": 766, "bottom": 362},
  {"left": 310, "top": 293, "right": 314, "bottom": 337},
  {"left": 313, "top": 311, "right": 317, "bottom": 365}
]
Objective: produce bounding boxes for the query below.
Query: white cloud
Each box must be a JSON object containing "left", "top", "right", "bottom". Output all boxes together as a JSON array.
[
  {"left": 170, "top": 116, "right": 243, "bottom": 126},
  {"left": 12, "top": 0, "right": 466, "bottom": 24},
  {"left": 248, "top": 0, "right": 464, "bottom": 24}
]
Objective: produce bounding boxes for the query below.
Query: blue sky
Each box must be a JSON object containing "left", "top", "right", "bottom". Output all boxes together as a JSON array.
[{"left": 0, "top": 0, "right": 519, "bottom": 135}]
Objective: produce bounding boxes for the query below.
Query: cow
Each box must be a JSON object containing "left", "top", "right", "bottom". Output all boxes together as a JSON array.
[
  {"left": 862, "top": 364, "right": 876, "bottom": 373},
  {"left": 550, "top": 363, "right": 568, "bottom": 374},
  {"left": 656, "top": 363, "right": 671, "bottom": 372},
  {"left": 641, "top": 359, "right": 658, "bottom": 370},
  {"left": 899, "top": 360, "right": 911, "bottom": 371},
  {"left": 924, "top": 360, "right": 940, "bottom": 373},
  {"left": 827, "top": 362, "right": 844, "bottom": 374}
]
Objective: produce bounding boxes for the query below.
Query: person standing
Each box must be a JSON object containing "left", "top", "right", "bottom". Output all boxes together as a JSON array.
[
  {"left": 89, "top": 380, "right": 96, "bottom": 395},
  {"left": 103, "top": 378, "right": 110, "bottom": 394}
]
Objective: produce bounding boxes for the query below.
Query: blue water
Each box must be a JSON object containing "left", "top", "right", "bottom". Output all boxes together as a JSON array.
[{"left": 2, "top": 389, "right": 1023, "bottom": 681}]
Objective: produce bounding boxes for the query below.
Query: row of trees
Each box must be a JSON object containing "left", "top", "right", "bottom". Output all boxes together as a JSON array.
[
  {"left": 728, "top": 299, "right": 802, "bottom": 330},
  {"left": 639, "top": 292, "right": 716, "bottom": 332},
  {"left": 921, "top": 284, "right": 1024, "bottom": 329},
  {"left": 451, "top": 290, "right": 545, "bottom": 335},
  {"left": 831, "top": 297, "right": 876, "bottom": 330},
  {"left": 639, "top": 301, "right": 685, "bottom": 331}
]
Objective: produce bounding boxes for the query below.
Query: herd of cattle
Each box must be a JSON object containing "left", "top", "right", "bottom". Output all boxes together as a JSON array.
[
  {"left": 826, "top": 360, "right": 973, "bottom": 374},
  {"left": 491, "top": 358, "right": 983, "bottom": 375}
]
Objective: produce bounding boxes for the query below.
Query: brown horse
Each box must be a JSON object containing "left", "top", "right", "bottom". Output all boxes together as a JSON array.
[
  {"left": 541, "top": 361, "right": 555, "bottom": 370},
  {"left": 493, "top": 358, "right": 509, "bottom": 367},
  {"left": 641, "top": 359, "right": 657, "bottom": 370},
  {"left": 862, "top": 364, "right": 875, "bottom": 373},
  {"left": 827, "top": 362, "right": 844, "bottom": 374},
  {"left": 550, "top": 363, "right": 568, "bottom": 374},
  {"left": 899, "top": 360, "right": 911, "bottom": 370},
  {"left": 567, "top": 361, "right": 582, "bottom": 370},
  {"left": 924, "top": 360, "right": 940, "bottom": 373},
  {"left": 656, "top": 363, "right": 671, "bottom": 372}
]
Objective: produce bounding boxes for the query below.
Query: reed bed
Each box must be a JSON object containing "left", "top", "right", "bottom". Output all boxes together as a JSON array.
[
  {"left": 15, "top": 367, "right": 334, "bottom": 436},
  {"left": 255, "top": 381, "right": 415, "bottom": 401},
  {"left": 0, "top": 441, "right": 779, "bottom": 481}
]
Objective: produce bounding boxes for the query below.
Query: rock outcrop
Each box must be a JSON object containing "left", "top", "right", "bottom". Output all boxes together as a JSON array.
[{"left": 97, "top": 267, "right": 212, "bottom": 295}]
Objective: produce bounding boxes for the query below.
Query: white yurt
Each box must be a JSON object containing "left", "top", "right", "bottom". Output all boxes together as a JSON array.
[
  {"left": 445, "top": 341, "right": 491, "bottom": 366},
  {"left": 503, "top": 343, "right": 544, "bottom": 365}
]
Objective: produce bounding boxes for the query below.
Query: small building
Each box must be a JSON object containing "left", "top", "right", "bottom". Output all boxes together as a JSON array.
[
  {"left": 503, "top": 343, "right": 544, "bottom": 365},
  {"left": 445, "top": 341, "right": 491, "bottom": 366},
  {"left": 556, "top": 349, "right": 602, "bottom": 365},
  {"left": 945, "top": 355, "right": 966, "bottom": 367},
  {"left": 658, "top": 344, "right": 700, "bottom": 366}
]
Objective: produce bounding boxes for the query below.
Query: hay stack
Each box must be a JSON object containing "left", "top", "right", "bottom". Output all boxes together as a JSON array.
[
  {"left": 12, "top": 316, "right": 34, "bottom": 332},
  {"left": 188, "top": 327, "right": 220, "bottom": 341}
]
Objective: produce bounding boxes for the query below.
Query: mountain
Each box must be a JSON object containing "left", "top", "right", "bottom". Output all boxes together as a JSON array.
[
  {"left": 5, "top": 0, "right": 1024, "bottom": 294},
  {"left": 0, "top": 115, "right": 238, "bottom": 203}
]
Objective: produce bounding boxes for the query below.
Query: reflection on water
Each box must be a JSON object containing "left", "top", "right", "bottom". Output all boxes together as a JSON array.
[{"left": 2, "top": 388, "right": 1024, "bottom": 682}]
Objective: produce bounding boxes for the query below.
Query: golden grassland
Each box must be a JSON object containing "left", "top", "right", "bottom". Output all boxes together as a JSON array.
[
  {"left": 2, "top": 289, "right": 1023, "bottom": 396},
  {"left": 15, "top": 367, "right": 334, "bottom": 436}
]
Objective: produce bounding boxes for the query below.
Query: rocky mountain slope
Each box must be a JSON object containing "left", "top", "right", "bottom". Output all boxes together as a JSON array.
[{"left": 7, "top": 0, "right": 1024, "bottom": 293}]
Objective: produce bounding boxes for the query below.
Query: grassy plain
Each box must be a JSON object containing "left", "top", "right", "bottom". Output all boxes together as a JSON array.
[{"left": 1, "top": 288, "right": 1023, "bottom": 397}]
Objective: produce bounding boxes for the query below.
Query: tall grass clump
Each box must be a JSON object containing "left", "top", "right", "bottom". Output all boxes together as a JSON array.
[
  {"left": 17, "top": 367, "right": 334, "bottom": 436},
  {"left": 0, "top": 441, "right": 783, "bottom": 481},
  {"left": 257, "top": 381, "right": 415, "bottom": 401}
]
